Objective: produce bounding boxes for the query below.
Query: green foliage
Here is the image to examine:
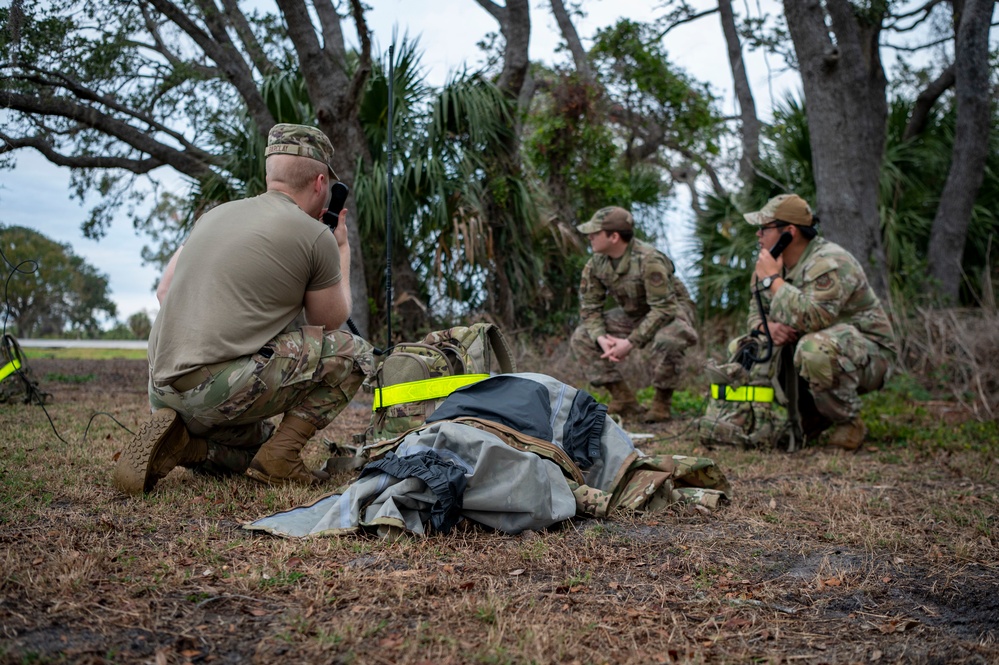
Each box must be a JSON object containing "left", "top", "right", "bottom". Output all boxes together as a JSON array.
[
  {"left": 523, "top": 72, "right": 631, "bottom": 215},
  {"left": 862, "top": 373, "right": 999, "bottom": 453},
  {"left": 44, "top": 372, "right": 96, "bottom": 384},
  {"left": 590, "top": 19, "right": 723, "bottom": 159},
  {"left": 127, "top": 311, "right": 152, "bottom": 340},
  {"left": 0, "top": 225, "right": 117, "bottom": 337}
]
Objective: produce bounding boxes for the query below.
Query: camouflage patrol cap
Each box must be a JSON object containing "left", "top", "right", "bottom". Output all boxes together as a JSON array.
[
  {"left": 264, "top": 123, "right": 339, "bottom": 181},
  {"left": 576, "top": 206, "right": 634, "bottom": 234},
  {"left": 743, "top": 194, "right": 813, "bottom": 226}
]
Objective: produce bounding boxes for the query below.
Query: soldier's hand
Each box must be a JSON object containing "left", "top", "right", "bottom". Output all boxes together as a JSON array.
[
  {"left": 768, "top": 322, "right": 798, "bottom": 346},
  {"left": 597, "top": 335, "right": 616, "bottom": 356},
  {"left": 755, "top": 249, "right": 783, "bottom": 282},
  {"left": 609, "top": 338, "right": 633, "bottom": 361},
  {"left": 333, "top": 208, "right": 349, "bottom": 246}
]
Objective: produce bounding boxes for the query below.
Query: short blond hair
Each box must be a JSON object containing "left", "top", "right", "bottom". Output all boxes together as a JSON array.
[{"left": 265, "top": 153, "right": 327, "bottom": 191}]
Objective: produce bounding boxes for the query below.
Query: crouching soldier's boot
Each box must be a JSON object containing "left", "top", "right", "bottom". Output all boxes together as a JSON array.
[
  {"left": 824, "top": 417, "right": 867, "bottom": 452},
  {"left": 642, "top": 388, "right": 674, "bottom": 423},
  {"left": 245, "top": 415, "right": 330, "bottom": 486},
  {"left": 113, "top": 408, "right": 208, "bottom": 495},
  {"left": 606, "top": 381, "right": 645, "bottom": 419}
]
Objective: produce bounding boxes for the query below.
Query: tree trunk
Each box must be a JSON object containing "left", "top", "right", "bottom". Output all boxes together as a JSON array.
[
  {"left": 717, "top": 0, "right": 760, "bottom": 195},
  {"left": 927, "top": 0, "right": 995, "bottom": 303},
  {"left": 783, "top": 0, "right": 890, "bottom": 297}
]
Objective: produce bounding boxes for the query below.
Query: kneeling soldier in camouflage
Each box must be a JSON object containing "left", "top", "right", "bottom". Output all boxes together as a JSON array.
[
  {"left": 569, "top": 206, "right": 698, "bottom": 422},
  {"left": 113, "top": 124, "right": 373, "bottom": 495},
  {"left": 703, "top": 194, "right": 896, "bottom": 451}
]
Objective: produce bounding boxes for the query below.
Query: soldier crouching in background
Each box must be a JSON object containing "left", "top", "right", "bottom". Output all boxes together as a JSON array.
[
  {"left": 569, "top": 206, "right": 698, "bottom": 423},
  {"left": 698, "top": 194, "right": 896, "bottom": 452}
]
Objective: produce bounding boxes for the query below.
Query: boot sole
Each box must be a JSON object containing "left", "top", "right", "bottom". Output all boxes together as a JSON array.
[{"left": 112, "top": 409, "right": 186, "bottom": 495}]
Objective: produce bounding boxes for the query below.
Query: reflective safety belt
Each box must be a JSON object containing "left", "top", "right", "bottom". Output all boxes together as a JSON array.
[
  {"left": 0, "top": 358, "right": 22, "bottom": 382},
  {"left": 373, "top": 374, "right": 490, "bottom": 410},
  {"left": 710, "top": 383, "right": 775, "bottom": 403}
]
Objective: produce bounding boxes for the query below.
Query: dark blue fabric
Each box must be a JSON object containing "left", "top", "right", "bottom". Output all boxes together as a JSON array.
[
  {"left": 426, "top": 375, "right": 554, "bottom": 441},
  {"left": 360, "top": 450, "right": 468, "bottom": 534}
]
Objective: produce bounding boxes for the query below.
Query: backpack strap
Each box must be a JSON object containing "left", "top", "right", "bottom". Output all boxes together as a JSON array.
[
  {"left": 372, "top": 374, "right": 489, "bottom": 410},
  {"left": 484, "top": 324, "right": 516, "bottom": 373}
]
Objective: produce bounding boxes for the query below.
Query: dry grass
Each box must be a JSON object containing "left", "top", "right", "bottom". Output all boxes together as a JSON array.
[
  {"left": 894, "top": 306, "right": 999, "bottom": 420},
  {"left": 0, "top": 354, "right": 997, "bottom": 665}
]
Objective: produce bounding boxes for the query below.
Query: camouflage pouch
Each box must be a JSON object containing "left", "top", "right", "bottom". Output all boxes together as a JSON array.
[
  {"left": 696, "top": 337, "right": 789, "bottom": 450},
  {"left": 364, "top": 323, "right": 517, "bottom": 443}
]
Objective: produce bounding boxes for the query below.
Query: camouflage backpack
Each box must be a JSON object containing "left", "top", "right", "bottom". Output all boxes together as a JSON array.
[
  {"left": 696, "top": 336, "right": 803, "bottom": 452},
  {"left": 364, "top": 323, "right": 516, "bottom": 443}
]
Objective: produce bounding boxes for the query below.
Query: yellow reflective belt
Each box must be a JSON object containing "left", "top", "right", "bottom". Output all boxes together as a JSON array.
[
  {"left": 0, "top": 358, "right": 21, "bottom": 382},
  {"left": 373, "top": 374, "right": 490, "bottom": 410},
  {"left": 710, "top": 383, "right": 775, "bottom": 403}
]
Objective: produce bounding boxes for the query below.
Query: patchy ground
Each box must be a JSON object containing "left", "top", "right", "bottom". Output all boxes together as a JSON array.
[{"left": 0, "top": 358, "right": 996, "bottom": 664}]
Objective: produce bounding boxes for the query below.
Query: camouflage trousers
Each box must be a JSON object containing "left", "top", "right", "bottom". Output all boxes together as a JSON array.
[
  {"left": 569, "top": 308, "right": 698, "bottom": 390},
  {"left": 149, "top": 326, "right": 375, "bottom": 475},
  {"left": 791, "top": 323, "right": 893, "bottom": 423}
]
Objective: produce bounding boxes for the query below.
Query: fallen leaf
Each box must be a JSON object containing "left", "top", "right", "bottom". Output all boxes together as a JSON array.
[
  {"left": 769, "top": 498, "right": 777, "bottom": 509},
  {"left": 824, "top": 577, "right": 842, "bottom": 587},
  {"left": 248, "top": 608, "right": 268, "bottom": 617},
  {"left": 286, "top": 557, "right": 303, "bottom": 569},
  {"left": 509, "top": 568, "right": 525, "bottom": 576}
]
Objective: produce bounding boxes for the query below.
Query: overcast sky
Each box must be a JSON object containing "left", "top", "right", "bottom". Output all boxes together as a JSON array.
[{"left": 0, "top": 0, "right": 794, "bottom": 325}]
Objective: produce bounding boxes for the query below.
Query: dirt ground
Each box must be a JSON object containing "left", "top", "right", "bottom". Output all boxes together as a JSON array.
[{"left": 0, "top": 358, "right": 997, "bottom": 664}]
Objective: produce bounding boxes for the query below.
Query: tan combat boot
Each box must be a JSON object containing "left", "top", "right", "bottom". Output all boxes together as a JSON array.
[
  {"left": 245, "top": 415, "right": 330, "bottom": 486},
  {"left": 825, "top": 417, "right": 867, "bottom": 452},
  {"left": 605, "top": 381, "right": 645, "bottom": 419},
  {"left": 113, "top": 409, "right": 208, "bottom": 495},
  {"left": 642, "top": 388, "right": 674, "bottom": 423}
]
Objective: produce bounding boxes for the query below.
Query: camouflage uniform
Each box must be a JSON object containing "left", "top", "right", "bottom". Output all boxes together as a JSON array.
[
  {"left": 149, "top": 327, "right": 374, "bottom": 475},
  {"left": 745, "top": 236, "right": 896, "bottom": 424},
  {"left": 570, "top": 238, "right": 698, "bottom": 390}
]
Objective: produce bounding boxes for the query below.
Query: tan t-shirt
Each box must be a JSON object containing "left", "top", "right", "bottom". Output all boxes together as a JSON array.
[{"left": 148, "top": 191, "right": 341, "bottom": 386}]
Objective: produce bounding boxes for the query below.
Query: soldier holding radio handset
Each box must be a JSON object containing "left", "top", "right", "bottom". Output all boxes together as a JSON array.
[{"left": 700, "top": 194, "right": 896, "bottom": 452}]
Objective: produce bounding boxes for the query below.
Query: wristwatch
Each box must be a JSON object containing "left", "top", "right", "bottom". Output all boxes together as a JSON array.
[{"left": 761, "top": 273, "right": 780, "bottom": 289}]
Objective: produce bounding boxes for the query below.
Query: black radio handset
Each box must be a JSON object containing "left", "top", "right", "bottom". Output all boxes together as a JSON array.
[
  {"left": 323, "top": 182, "right": 350, "bottom": 231},
  {"left": 769, "top": 231, "right": 793, "bottom": 259},
  {"left": 317, "top": 181, "right": 372, "bottom": 348}
]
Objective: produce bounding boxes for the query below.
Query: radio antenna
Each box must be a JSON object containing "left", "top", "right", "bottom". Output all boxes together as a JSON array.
[{"left": 384, "top": 43, "right": 394, "bottom": 348}]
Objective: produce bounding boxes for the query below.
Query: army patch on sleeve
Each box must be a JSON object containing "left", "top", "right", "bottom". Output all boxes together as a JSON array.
[
  {"left": 815, "top": 273, "right": 836, "bottom": 290},
  {"left": 649, "top": 271, "right": 666, "bottom": 287}
]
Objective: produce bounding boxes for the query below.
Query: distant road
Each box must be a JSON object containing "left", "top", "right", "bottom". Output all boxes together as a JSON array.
[{"left": 18, "top": 339, "right": 148, "bottom": 350}]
